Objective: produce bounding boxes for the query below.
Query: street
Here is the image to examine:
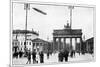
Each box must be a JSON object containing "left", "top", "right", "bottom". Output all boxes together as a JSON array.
[{"left": 12, "top": 53, "right": 94, "bottom": 64}]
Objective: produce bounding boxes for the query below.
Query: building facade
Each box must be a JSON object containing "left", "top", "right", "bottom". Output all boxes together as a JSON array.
[
  {"left": 12, "top": 30, "right": 39, "bottom": 53},
  {"left": 86, "top": 37, "right": 94, "bottom": 54},
  {"left": 53, "top": 23, "right": 82, "bottom": 52},
  {"left": 31, "top": 38, "right": 50, "bottom": 53}
]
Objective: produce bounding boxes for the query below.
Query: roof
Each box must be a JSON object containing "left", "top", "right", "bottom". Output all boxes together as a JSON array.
[
  {"left": 86, "top": 37, "right": 94, "bottom": 42},
  {"left": 53, "top": 29, "right": 82, "bottom": 35},
  {"left": 13, "top": 30, "right": 39, "bottom": 36},
  {"left": 31, "top": 38, "right": 48, "bottom": 43}
]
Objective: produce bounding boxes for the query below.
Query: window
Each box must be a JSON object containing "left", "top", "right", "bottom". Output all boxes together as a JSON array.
[
  {"left": 24, "top": 42, "right": 26, "bottom": 45},
  {"left": 30, "top": 42, "right": 31, "bottom": 45},
  {"left": 12, "top": 42, "right": 14, "bottom": 45},
  {"left": 24, "top": 42, "right": 28, "bottom": 45},
  {"left": 33, "top": 43, "right": 35, "bottom": 47},
  {"left": 27, "top": 42, "right": 28, "bottom": 45},
  {"left": 15, "top": 42, "right": 17, "bottom": 45}
]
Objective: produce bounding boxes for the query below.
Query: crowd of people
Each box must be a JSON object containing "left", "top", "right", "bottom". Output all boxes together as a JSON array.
[
  {"left": 26, "top": 49, "right": 44, "bottom": 64},
  {"left": 13, "top": 48, "right": 78, "bottom": 64},
  {"left": 58, "top": 49, "right": 76, "bottom": 62},
  {"left": 13, "top": 50, "right": 24, "bottom": 58}
]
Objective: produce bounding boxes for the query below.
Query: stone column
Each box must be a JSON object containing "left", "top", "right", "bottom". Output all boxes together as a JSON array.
[
  {"left": 80, "top": 37, "right": 82, "bottom": 53},
  {"left": 53, "top": 37, "right": 56, "bottom": 51},
  {"left": 75, "top": 38, "right": 77, "bottom": 51},
  {"left": 64, "top": 38, "right": 66, "bottom": 50},
  {"left": 39, "top": 43, "right": 40, "bottom": 51},
  {"left": 86, "top": 42, "right": 88, "bottom": 52},
  {"left": 34, "top": 43, "right": 36, "bottom": 50},
  {"left": 36, "top": 43, "right": 37, "bottom": 51},
  {"left": 58, "top": 38, "right": 61, "bottom": 51},
  {"left": 40, "top": 43, "right": 42, "bottom": 52},
  {"left": 70, "top": 38, "right": 72, "bottom": 51},
  {"left": 32, "top": 43, "right": 33, "bottom": 52},
  {"left": 61, "top": 38, "right": 63, "bottom": 50}
]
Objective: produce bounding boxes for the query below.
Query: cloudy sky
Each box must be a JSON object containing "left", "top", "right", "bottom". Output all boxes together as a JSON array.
[{"left": 13, "top": 3, "right": 94, "bottom": 41}]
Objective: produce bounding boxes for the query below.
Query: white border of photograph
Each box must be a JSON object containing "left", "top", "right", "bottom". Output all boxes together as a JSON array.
[{"left": 10, "top": 0, "right": 96, "bottom": 67}]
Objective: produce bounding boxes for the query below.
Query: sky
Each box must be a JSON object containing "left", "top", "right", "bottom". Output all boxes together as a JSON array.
[{"left": 13, "top": 3, "right": 94, "bottom": 41}]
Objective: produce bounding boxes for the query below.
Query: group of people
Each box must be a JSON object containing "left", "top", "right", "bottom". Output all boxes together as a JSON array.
[
  {"left": 13, "top": 50, "right": 23, "bottom": 58},
  {"left": 58, "top": 49, "right": 76, "bottom": 62},
  {"left": 70, "top": 50, "right": 75, "bottom": 58},
  {"left": 58, "top": 49, "right": 69, "bottom": 62},
  {"left": 26, "top": 50, "right": 44, "bottom": 64},
  {"left": 13, "top": 48, "right": 77, "bottom": 63}
]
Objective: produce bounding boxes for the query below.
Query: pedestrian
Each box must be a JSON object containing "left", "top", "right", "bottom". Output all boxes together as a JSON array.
[
  {"left": 73, "top": 50, "right": 75, "bottom": 57},
  {"left": 47, "top": 52, "right": 49, "bottom": 59},
  {"left": 36, "top": 52, "right": 39, "bottom": 63},
  {"left": 13, "top": 52, "right": 18, "bottom": 58},
  {"left": 50, "top": 52, "right": 52, "bottom": 56},
  {"left": 78, "top": 51, "right": 80, "bottom": 55},
  {"left": 39, "top": 51, "right": 44, "bottom": 63},
  {"left": 70, "top": 50, "right": 74, "bottom": 58},
  {"left": 26, "top": 50, "right": 31, "bottom": 64},
  {"left": 19, "top": 50, "right": 23, "bottom": 58},
  {"left": 32, "top": 49, "right": 36, "bottom": 64},
  {"left": 58, "top": 50, "right": 64, "bottom": 62},
  {"left": 64, "top": 49, "right": 69, "bottom": 62}
]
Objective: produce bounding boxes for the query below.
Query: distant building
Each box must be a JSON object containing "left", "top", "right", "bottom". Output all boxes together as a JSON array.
[
  {"left": 12, "top": 30, "right": 39, "bottom": 52},
  {"left": 81, "top": 37, "right": 94, "bottom": 54},
  {"left": 31, "top": 38, "right": 49, "bottom": 53},
  {"left": 53, "top": 23, "right": 82, "bottom": 52},
  {"left": 12, "top": 39, "right": 19, "bottom": 53},
  {"left": 86, "top": 37, "right": 94, "bottom": 54},
  {"left": 25, "top": 39, "right": 33, "bottom": 51}
]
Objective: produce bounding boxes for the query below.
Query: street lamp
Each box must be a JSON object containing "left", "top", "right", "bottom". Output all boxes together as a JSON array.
[{"left": 24, "top": 3, "right": 47, "bottom": 52}]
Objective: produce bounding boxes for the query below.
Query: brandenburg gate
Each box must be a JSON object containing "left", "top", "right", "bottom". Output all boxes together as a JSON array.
[
  {"left": 53, "top": 23, "right": 82, "bottom": 52},
  {"left": 53, "top": 6, "right": 82, "bottom": 52}
]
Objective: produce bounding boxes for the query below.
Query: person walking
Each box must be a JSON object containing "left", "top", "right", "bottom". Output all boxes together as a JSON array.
[
  {"left": 64, "top": 49, "right": 69, "bottom": 62},
  {"left": 70, "top": 50, "right": 74, "bottom": 58},
  {"left": 32, "top": 50, "right": 36, "bottom": 64},
  {"left": 39, "top": 51, "right": 44, "bottom": 63},
  {"left": 73, "top": 50, "right": 75, "bottom": 57},
  {"left": 26, "top": 50, "right": 31, "bottom": 64},
  {"left": 19, "top": 50, "right": 23, "bottom": 58},
  {"left": 47, "top": 52, "right": 49, "bottom": 59},
  {"left": 58, "top": 50, "right": 64, "bottom": 62}
]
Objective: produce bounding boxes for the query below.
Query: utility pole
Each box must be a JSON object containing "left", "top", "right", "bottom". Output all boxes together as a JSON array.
[
  {"left": 24, "top": 3, "right": 47, "bottom": 52},
  {"left": 68, "top": 6, "right": 74, "bottom": 51},
  {"left": 24, "top": 3, "right": 30, "bottom": 51},
  {"left": 68, "top": 6, "right": 74, "bottom": 29}
]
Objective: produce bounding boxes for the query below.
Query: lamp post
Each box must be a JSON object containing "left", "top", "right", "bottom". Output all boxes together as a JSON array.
[{"left": 24, "top": 3, "right": 47, "bottom": 52}]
